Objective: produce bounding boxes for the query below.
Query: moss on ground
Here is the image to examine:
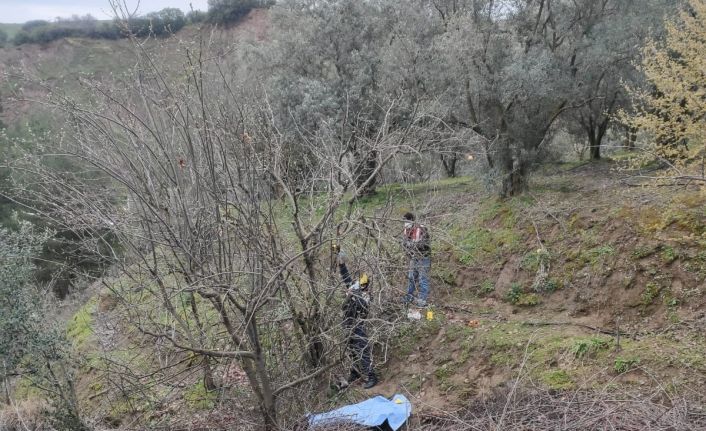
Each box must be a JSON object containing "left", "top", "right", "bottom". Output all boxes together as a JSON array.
[
  {"left": 541, "top": 369, "right": 574, "bottom": 389},
  {"left": 184, "top": 381, "right": 217, "bottom": 410},
  {"left": 67, "top": 297, "right": 98, "bottom": 349}
]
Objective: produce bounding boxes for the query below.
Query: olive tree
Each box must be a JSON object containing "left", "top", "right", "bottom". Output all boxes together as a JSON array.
[
  {"left": 565, "top": 0, "right": 676, "bottom": 160},
  {"left": 412, "top": 0, "right": 672, "bottom": 194},
  {"left": 252, "top": 0, "right": 433, "bottom": 196}
]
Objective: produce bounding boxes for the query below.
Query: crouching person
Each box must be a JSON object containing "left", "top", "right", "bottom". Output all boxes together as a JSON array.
[{"left": 336, "top": 250, "right": 378, "bottom": 390}]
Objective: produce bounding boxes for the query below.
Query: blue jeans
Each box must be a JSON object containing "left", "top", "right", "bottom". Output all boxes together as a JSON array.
[{"left": 406, "top": 257, "right": 430, "bottom": 301}]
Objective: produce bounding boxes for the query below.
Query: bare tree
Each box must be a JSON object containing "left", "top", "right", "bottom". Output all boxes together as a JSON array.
[{"left": 5, "top": 21, "right": 443, "bottom": 426}]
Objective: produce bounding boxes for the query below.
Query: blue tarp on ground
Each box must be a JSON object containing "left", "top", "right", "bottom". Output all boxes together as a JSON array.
[{"left": 308, "top": 394, "right": 412, "bottom": 430}]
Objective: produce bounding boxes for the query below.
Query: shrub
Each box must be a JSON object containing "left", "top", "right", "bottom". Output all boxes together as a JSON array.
[
  {"left": 480, "top": 279, "right": 495, "bottom": 295},
  {"left": 505, "top": 283, "right": 523, "bottom": 305},
  {"left": 207, "top": 0, "right": 275, "bottom": 24},
  {"left": 614, "top": 357, "right": 639, "bottom": 374},
  {"left": 187, "top": 10, "right": 208, "bottom": 24},
  {"left": 571, "top": 337, "right": 609, "bottom": 359}
]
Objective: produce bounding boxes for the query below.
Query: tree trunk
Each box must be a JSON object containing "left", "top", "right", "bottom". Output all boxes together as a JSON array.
[
  {"left": 501, "top": 160, "right": 528, "bottom": 197},
  {"left": 240, "top": 358, "right": 278, "bottom": 431},
  {"left": 202, "top": 358, "right": 217, "bottom": 391},
  {"left": 498, "top": 139, "right": 528, "bottom": 197},
  {"left": 440, "top": 154, "right": 458, "bottom": 178},
  {"left": 3, "top": 377, "right": 9, "bottom": 405},
  {"left": 626, "top": 126, "right": 637, "bottom": 150},
  {"left": 297, "top": 310, "right": 324, "bottom": 368},
  {"left": 354, "top": 149, "right": 378, "bottom": 197},
  {"left": 247, "top": 320, "right": 277, "bottom": 431},
  {"left": 589, "top": 135, "right": 601, "bottom": 160},
  {"left": 587, "top": 117, "right": 609, "bottom": 160}
]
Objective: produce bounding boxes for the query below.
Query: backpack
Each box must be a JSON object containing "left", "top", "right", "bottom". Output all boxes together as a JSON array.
[
  {"left": 404, "top": 223, "right": 430, "bottom": 255},
  {"left": 405, "top": 224, "right": 428, "bottom": 243}
]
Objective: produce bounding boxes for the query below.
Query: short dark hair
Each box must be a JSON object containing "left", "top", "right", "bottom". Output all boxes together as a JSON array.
[{"left": 403, "top": 212, "right": 415, "bottom": 221}]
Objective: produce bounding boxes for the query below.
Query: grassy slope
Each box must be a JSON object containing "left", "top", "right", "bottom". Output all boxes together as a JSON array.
[
  {"left": 368, "top": 160, "right": 706, "bottom": 417},
  {"left": 51, "top": 159, "right": 706, "bottom": 428},
  {"left": 2, "top": 10, "right": 706, "bottom": 427}
]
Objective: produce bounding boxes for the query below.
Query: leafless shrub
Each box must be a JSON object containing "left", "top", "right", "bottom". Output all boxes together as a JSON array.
[{"left": 4, "top": 21, "right": 447, "bottom": 428}]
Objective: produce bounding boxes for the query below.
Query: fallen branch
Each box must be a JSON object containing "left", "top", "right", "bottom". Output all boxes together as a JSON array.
[{"left": 521, "top": 320, "right": 631, "bottom": 338}]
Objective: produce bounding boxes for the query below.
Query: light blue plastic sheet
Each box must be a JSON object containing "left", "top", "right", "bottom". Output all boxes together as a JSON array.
[{"left": 308, "top": 394, "right": 412, "bottom": 430}]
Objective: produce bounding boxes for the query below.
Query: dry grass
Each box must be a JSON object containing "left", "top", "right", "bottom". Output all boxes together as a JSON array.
[{"left": 0, "top": 398, "right": 49, "bottom": 431}]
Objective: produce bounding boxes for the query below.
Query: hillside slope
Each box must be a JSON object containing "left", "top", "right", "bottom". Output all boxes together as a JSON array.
[
  {"left": 2, "top": 9, "right": 706, "bottom": 429},
  {"left": 0, "top": 9, "right": 269, "bottom": 126},
  {"left": 20, "top": 159, "right": 703, "bottom": 430}
]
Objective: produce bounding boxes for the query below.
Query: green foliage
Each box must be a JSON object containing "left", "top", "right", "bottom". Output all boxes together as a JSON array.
[
  {"left": 535, "top": 278, "right": 559, "bottom": 293},
  {"left": 184, "top": 381, "right": 218, "bottom": 410},
  {"left": 458, "top": 228, "right": 492, "bottom": 264},
  {"left": 455, "top": 199, "right": 523, "bottom": 264},
  {"left": 0, "top": 28, "right": 7, "bottom": 46},
  {"left": 661, "top": 246, "right": 678, "bottom": 263},
  {"left": 9, "top": 9, "right": 187, "bottom": 46},
  {"left": 457, "top": 227, "right": 520, "bottom": 265},
  {"left": 187, "top": 10, "right": 208, "bottom": 24},
  {"left": 624, "top": 0, "right": 706, "bottom": 170},
  {"left": 505, "top": 283, "right": 523, "bottom": 305},
  {"left": 614, "top": 356, "right": 639, "bottom": 374},
  {"left": 66, "top": 299, "right": 97, "bottom": 349},
  {"left": 641, "top": 282, "right": 661, "bottom": 307},
  {"left": 0, "top": 224, "right": 87, "bottom": 429},
  {"left": 504, "top": 283, "right": 540, "bottom": 306},
  {"left": 586, "top": 245, "right": 615, "bottom": 263},
  {"left": 521, "top": 249, "right": 551, "bottom": 272},
  {"left": 631, "top": 245, "right": 656, "bottom": 259},
  {"left": 0, "top": 23, "right": 22, "bottom": 39},
  {"left": 207, "top": 0, "right": 274, "bottom": 24},
  {"left": 541, "top": 369, "right": 574, "bottom": 390},
  {"left": 571, "top": 337, "right": 609, "bottom": 359},
  {"left": 517, "top": 293, "right": 540, "bottom": 306},
  {"left": 0, "top": 223, "right": 49, "bottom": 374},
  {"left": 480, "top": 279, "right": 495, "bottom": 295}
]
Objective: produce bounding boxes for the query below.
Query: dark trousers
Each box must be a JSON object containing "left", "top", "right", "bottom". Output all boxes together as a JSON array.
[{"left": 347, "top": 325, "right": 375, "bottom": 380}]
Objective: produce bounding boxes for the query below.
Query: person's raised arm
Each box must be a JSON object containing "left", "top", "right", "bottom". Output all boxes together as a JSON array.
[{"left": 338, "top": 254, "right": 353, "bottom": 287}]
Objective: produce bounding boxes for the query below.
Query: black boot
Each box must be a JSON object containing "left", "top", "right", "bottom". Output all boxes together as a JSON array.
[
  {"left": 347, "top": 370, "right": 361, "bottom": 384},
  {"left": 363, "top": 374, "right": 378, "bottom": 389}
]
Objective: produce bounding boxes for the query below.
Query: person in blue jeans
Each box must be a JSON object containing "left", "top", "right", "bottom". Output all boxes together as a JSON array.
[{"left": 402, "top": 212, "right": 431, "bottom": 307}]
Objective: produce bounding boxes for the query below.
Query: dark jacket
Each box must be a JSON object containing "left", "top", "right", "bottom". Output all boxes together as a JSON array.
[{"left": 339, "top": 262, "right": 370, "bottom": 329}]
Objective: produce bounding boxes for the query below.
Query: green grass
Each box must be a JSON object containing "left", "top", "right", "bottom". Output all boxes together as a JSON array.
[
  {"left": 541, "top": 369, "right": 574, "bottom": 389},
  {"left": 66, "top": 297, "right": 97, "bottom": 349},
  {"left": 661, "top": 246, "right": 678, "bottom": 264},
  {"left": 614, "top": 356, "right": 640, "bottom": 374},
  {"left": 184, "top": 381, "right": 217, "bottom": 410},
  {"left": 641, "top": 282, "right": 661, "bottom": 308},
  {"left": 570, "top": 337, "right": 610, "bottom": 359}
]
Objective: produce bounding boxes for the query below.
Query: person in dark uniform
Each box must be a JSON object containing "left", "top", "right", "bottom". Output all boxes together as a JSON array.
[{"left": 335, "top": 246, "right": 378, "bottom": 389}]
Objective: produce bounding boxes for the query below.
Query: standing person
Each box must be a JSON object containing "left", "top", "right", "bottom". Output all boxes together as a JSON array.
[
  {"left": 334, "top": 247, "right": 378, "bottom": 389},
  {"left": 402, "top": 212, "right": 431, "bottom": 307}
]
